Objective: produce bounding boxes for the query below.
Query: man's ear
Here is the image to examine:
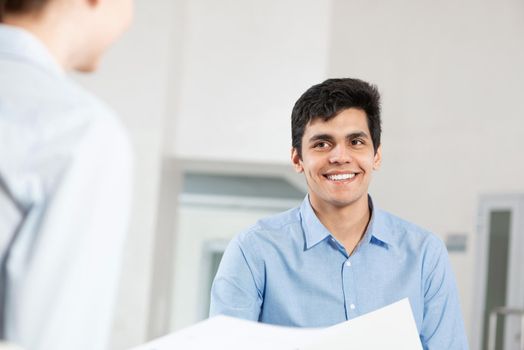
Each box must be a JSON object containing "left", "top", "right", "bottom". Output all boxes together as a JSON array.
[
  {"left": 291, "top": 148, "right": 304, "bottom": 173},
  {"left": 373, "top": 145, "right": 382, "bottom": 171}
]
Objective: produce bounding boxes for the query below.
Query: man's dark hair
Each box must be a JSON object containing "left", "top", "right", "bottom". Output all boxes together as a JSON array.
[
  {"left": 0, "top": 0, "right": 48, "bottom": 21},
  {"left": 291, "top": 78, "right": 382, "bottom": 158}
]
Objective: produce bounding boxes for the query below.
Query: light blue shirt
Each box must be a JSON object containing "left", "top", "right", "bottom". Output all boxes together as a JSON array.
[
  {"left": 210, "top": 196, "right": 468, "bottom": 349},
  {"left": 0, "top": 24, "right": 132, "bottom": 350}
]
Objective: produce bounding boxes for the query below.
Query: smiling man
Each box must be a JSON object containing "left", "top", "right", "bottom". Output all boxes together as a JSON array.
[{"left": 210, "top": 78, "right": 468, "bottom": 349}]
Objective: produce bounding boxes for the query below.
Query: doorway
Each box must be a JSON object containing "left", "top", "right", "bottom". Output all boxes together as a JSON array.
[{"left": 473, "top": 194, "right": 524, "bottom": 350}]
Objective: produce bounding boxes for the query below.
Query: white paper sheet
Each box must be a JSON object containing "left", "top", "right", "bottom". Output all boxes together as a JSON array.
[
  {"left": 130, "top": 298, "right": 422, "bottom": 350},
  {"left": 301, "top": 298, "right": 423, "bottom": 350}
]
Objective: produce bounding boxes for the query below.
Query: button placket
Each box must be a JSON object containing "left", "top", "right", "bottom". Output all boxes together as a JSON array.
[{"left": 342, "top": 257, "right": 358, "bottom": 319}]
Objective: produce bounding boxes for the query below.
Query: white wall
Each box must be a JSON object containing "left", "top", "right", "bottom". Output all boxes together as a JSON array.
[
  {"left": 169, "top": 0, "right": 333, "bottom": 163},
  {"left": 327, "top": 0, "right": 524, "bottom": 341}
]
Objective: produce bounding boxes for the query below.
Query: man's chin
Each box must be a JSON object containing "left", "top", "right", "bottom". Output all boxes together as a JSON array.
[
  {"left": 326, "top": 193, "right": 367, "bottom": 209},
  {"left": 74, "top": 63, "right": 98, "bottom": 73},
  {"left": 72, "top": 57, "right": 100, "bottom": 73}
]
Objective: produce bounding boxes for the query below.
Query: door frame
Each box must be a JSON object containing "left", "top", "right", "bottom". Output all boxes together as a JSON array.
[
  {"left": 147, "top": 158, "right": 307, "bottom": 338},
  {"left": 472, "top": 194, "right": 524, "bottom": 350}
]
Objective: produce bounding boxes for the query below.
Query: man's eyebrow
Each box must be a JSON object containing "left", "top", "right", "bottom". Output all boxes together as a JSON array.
[
  {"left": 346, "top": 131, "right": 369, "bottom": 140},
  {"left": 308, "top": 134, "right": 335, "bottom": 143}
]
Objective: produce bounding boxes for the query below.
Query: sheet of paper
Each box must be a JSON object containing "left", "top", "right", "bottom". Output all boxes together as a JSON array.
[
  {"left": 301, "top": 298, "right": 422, "bottom": 350},
  {"left": 130, "top": 298, "right": 422, "bottom": 350},
  {"left": 129, "top": 316, "right": 322, "bottom": 350}
]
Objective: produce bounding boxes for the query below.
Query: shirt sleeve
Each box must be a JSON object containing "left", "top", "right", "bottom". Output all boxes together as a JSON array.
[
  {"left": 4, "top": 116, "right": 133, "bottom": 350},
  {"left": 209, "top": 235, "right": 263, "bottom": 321},
  {"left": 420, "top": 237, "right": 469, "bottom": 349}
]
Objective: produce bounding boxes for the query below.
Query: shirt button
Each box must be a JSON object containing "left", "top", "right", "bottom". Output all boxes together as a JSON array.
[
  {"left": 350, "top": 304, "right": 356, "bottom": 310},
  {"left": 345, "top": 260, "right": 351, "bottom": 267}
]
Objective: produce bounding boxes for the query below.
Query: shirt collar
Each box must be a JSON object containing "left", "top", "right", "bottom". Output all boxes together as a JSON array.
[
  {"left": 299, "top": 195, "right": 392, "bottom": 250},
  {"left": 0, "top": 24, "right": 64, "bottom": 76},
  {"left": 299, "top": 195, "right": 332, "bottom": 249},
  {"left": 359, "top": 198, "right": 391, "bottom": 248},
  {"left": 366, "top": 204, "right": 393, "bottom": 247}
]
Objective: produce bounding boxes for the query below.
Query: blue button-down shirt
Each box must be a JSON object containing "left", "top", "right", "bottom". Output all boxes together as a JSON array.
[{"left": 210, "top": 196, "right": 468, "bottom": 349}]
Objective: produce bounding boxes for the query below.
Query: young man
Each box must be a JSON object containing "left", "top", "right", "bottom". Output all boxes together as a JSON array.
[
  {"left": 210, "top": 78, "right": 468, "bottom": 349},
  {"left": 0, "top": 0, "right": 133, "bottom": 349}
]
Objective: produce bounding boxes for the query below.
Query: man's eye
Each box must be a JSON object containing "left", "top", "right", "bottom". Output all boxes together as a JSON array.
[
  {"left": 314, "top": 142, "right": 329, "bottom": 149},
  {"left": 352, "top": 139, "right": 364, "bottom": 146}
]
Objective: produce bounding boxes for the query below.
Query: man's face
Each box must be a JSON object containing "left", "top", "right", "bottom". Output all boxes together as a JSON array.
[{"left": 291, "top": 108, "right": 382, "bottom": 211}]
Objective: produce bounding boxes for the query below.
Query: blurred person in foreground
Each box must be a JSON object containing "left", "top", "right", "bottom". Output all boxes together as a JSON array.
[
  {"left": 0, "top": 0, "right": 133, "bottom": 349},
  {"left": 210, "top": 78, "right": 469, "bottom": 349}
]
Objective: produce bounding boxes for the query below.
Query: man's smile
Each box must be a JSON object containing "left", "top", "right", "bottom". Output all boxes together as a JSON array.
[{"left": 323, "top": 172, "right": 360, "bottom": 182}]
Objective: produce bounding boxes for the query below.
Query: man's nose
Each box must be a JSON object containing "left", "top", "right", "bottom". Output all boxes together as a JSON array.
[{"left": 329, "top": 144, "right": 353, "bottom": 164}]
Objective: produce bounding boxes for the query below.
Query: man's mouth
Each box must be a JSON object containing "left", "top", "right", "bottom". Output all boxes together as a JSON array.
[{"left": 324, "top": 173, "right": 357, "bottom": 181}]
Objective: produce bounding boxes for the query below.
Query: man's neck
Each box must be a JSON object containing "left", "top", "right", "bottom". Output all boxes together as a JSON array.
[{"left": 311, "top": 195, "right": 371, "bottom": 255}]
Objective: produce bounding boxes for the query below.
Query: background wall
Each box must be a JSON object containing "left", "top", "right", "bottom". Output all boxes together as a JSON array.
[
  {"left": 168, "top": 0, "right": 332, "bottom": 162},
  {"left": 74, "top": 0, "right": 524, "bottom": 348}
]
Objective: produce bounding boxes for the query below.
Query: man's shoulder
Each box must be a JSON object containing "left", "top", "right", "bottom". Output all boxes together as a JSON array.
[
  {"left": 375, "top": 209, "right": 445, "bottom": 251},
  {"left": 0, "top": 67, "right": 131, "bottom": 200},
  {"left": 234, "top": 205, "right": 302, "bottom": 249}
]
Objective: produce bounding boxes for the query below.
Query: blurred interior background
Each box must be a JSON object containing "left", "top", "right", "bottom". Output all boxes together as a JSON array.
[{"left": 73, "top": 0, "right": 524, "bottom": 349}]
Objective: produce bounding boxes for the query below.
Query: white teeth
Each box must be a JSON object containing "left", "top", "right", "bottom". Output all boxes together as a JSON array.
[{"left": 327, "top": 173, "right": 355, "bottom": 181}]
